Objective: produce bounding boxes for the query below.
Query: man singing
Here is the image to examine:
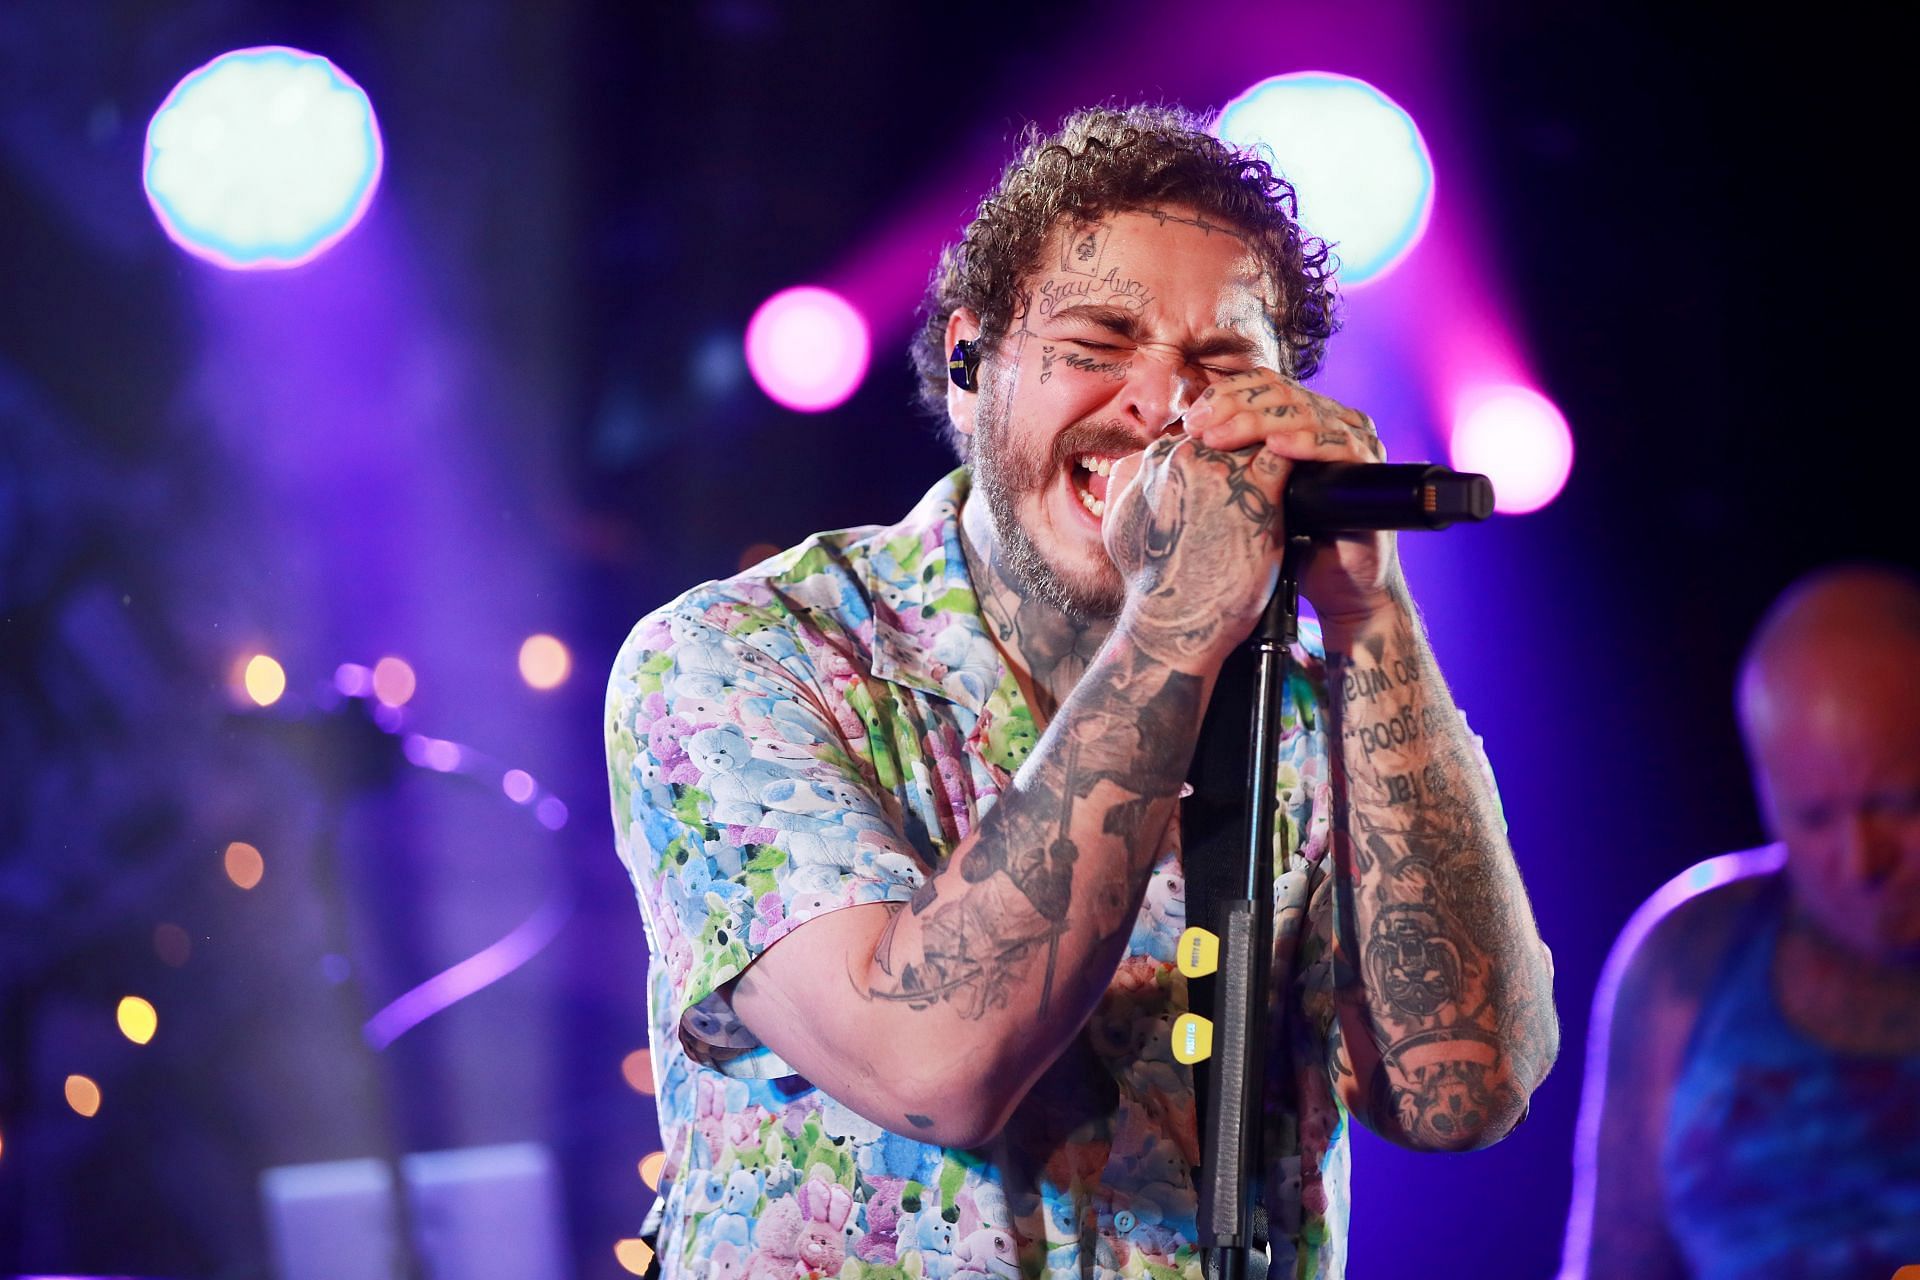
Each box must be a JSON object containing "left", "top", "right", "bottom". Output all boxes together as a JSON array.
[
  {"left": 606, "top": 104, "right": 1557, "bottom": 1279},
  {"left": 1562, "top": 565, "right": 1920, "bottom": 1278}
]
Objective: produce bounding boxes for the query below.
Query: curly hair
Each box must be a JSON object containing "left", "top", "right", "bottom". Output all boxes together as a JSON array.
[{"left": 910, "top": 103, "right": 1339, "bottom": 457}]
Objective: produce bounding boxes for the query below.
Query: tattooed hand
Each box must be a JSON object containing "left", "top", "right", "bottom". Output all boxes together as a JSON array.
[
  {"left": 1102, "top": 430, "right": 1289, "bottom": 669},
  {"left": 1183, "top": 368, "right": 1401, "bottom": 633}
]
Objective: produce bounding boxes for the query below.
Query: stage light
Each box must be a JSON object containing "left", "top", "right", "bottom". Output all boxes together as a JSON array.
[
  {"left": 1448, "top": 384, "right": 1574, "bottom": 515},
  {"left": 615, "top": 1239, "right": 656, "bottom": 1276},
  {"left": 518, "top": 634, "right": 571, "bottom": 690},
  {"left": 224, "top": 840, "right": 265, "bottom": 890},
  {"left": 502, "top": 769, "right": 536, "bottom": 804},
  {"left": 144, "top": 46, "right": 382, "bottom": 269},
  {"left": 1215, "top": 72, "right": 1434, "bottom": 287},
  {"left": 154, "top": 922, "right": 192, "bottom": 967},
  {"left": 745, "top": 286, "right": 870, "bottom": 412},
  {"left": 620, "top": 1048, "right": 655, "bottom": 1095},
  {"left": 65, "top": 1075, "right": 102, "bottom": 1118},
  {"left": 372, "top": 656, "right": 416, "bottom": 707},
  {"left": 243, "top": 654, "right": 287, "bottom": 707},
  {"left": 536, "top": 797, "right": 569, "bottom": 831},
  {"left": 117, "top": 996, "right": 159, "bottom": 1045}
]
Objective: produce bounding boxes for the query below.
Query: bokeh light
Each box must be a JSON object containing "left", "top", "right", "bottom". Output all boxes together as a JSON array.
[
  {"left": 744, "top": 286, "right": 870, "bottom": 412},
  {"left": 1448, "top": 384, "right": 1574, "bottom": 515},
  {"left": 1215, "top": 72, "right": 1433, "bottom": 286},
  {"left": 65, "top": 1075, "right": 102, "bottom": 1118},
  {"left": 737, "top": 541, "right": 781, "bottom": 572},
  {"left": 372, "top": 656, "right": 416, "bottom": 707},
  {"left": 242, "top": 654, "right": 287, "bottom": 707},
  {"left": 615, "top": 1239, "right": 656, "bottom": 1276},
  {"left": 620, "top": 1048, "right": 655, "bottom": 1094},
  {"left": 535, "top": 797, "right": 569, "bottom": 831},
  {"left": 117, "top": 996, "right": 159, "bottom": 1045},
  {"left": 638, "top": 1151, "right": 666, "bottom": 1191},
  {"left": 144, "top": 46, "right": 383, "bottom": 269},
  {"left": 154, "top": 922, "right": 192, "bottom": 967},
  {"left": 334, "top": 662, "right": 373, "bottom": 697},
  {"left": 223, "top": 840, "right": 265, "bottom": 890},
  {"left": 502, "top": 769, "right": 537, "bottom": 804},
  {"left": 518, "top": 634, "right": 571, "bottom": 690}
]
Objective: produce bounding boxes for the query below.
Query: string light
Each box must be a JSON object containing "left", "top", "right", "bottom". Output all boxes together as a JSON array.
[
  {"left": 65, "top": 1075, "right": 102, "bottom": 1118},
  {"left": 737, "top": 541, "right": 781, "bottom": 572},
  {"left": 224, "top": 840, "right": 265, "bottom": 890},
  {"left": 518, "top": 634, "right": 571, "bottom": 690},
  {"left": 372, "top": 656, "right": 416, "bottom": 707},
  {"left": 615, "top": 1239, "right": 655, "bottom": 1276},
  {"left": 502, "top": 769, "right": 536, "bottom": 804},
  {"left": 154, "top": 922, "right": 192, "bottom": 967},
  {"left": 242, "top": 654, "right": 287, "bottom": 707},
  {"left": 620, "top": 1048, "right": 655, "bottom": 1095},
  {"left": 117, "top": 996, "right": 159, "bottom": 1045}
]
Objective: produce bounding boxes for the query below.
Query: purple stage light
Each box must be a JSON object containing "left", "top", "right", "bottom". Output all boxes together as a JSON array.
[
  {"left": 1448, "top": 385, "right": 1574, "bottom": 515},
  {"left": 1215, "top": 72, "right": 1433, "bottom": 287},
  {"left": 744, "top": 286, "right": 870, "bottom": 412},
  {"left": 143, "top": 46, "right": 383, "bottom": 270}
]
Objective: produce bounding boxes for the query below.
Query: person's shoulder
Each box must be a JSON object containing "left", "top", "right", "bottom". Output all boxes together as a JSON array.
[{"left": 1605, "top": 845, "right": 1786, "bottom": 1004}]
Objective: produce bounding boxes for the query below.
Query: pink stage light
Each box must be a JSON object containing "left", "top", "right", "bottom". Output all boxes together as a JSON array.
[
  {"left": 1449, "top": 385, "right": 1574, "bottom": 515},
  {"left": 744, "top": 286, "right": 870, "bottom": 413}
]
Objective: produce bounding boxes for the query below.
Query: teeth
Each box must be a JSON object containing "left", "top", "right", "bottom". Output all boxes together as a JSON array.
[
  {"left": 1077, "top": 457, "right": 1114, "bottom": 476},
  {"left": 1076, "top": 486, "right": 1106, "bottom": 518}
]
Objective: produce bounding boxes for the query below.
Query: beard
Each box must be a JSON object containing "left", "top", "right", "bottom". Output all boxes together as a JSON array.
[{"left": 968, "top": 384, "right": 1136, "bottom": 622}]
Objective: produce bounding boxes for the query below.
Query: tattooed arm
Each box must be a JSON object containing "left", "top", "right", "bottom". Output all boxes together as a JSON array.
[
  {"left": 1187, "top": 369, "right": 1558, "bottom": 1151},
  {"left": 1320, "top": 596, "right": 1558, "bottom": 1150},
  {"left": 729, "top": 434, "right": 1286, "bottom": 1149}
]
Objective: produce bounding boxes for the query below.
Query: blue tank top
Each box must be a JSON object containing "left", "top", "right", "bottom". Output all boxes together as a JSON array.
[{"left": 1661, "top": 877, "right": 1920, "bottom": 1279}]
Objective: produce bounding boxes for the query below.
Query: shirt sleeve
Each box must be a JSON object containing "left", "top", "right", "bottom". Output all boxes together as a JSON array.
[{"left": 605, "top": 595, "right": 928, "bottom": 1078}]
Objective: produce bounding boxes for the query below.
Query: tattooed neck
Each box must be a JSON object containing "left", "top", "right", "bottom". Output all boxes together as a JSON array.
[{"left": 960, "top": 499, "right": 1110, "bottom": 719}]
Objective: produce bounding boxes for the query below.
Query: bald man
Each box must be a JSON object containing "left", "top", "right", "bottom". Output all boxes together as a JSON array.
[{"left": 1561, "top": 565, "right": 1920, "bottom": 1279}]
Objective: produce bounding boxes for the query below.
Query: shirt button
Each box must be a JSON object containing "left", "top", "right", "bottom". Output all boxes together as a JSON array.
[{"left": 1113, "top": 1210, "right": 1136, "bottom": 1233}]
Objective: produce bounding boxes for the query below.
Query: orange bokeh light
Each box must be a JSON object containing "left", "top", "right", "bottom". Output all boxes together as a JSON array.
[
  {"left": 241, "top": 653, "right": 287, "bottom": 707},
  {"left": 620, "top": 1048, "right": 655, "bottom": 1094},
  {"left": 224, "top": 840, "right": 264, "bottom": 890},
  {"left": 518, "top": 634, "right": 571, "bottom": 690},
  {"left": 614, "top": 1238, "right": 655, "bottom": 1276},
  {"left": 372, "top": 656, "right": 417, "bottom": 707},
  {"left": 65, "top": 1074, "right": 102, "bottom": 1117}
]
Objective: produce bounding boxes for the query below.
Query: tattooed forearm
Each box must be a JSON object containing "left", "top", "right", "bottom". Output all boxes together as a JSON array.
[
  {"left": 1327, "top": 607, "right": 1558, "bottom": 1150},
  {"left": 863, "top": 634, "right": 1204, "bottom": 1023}
]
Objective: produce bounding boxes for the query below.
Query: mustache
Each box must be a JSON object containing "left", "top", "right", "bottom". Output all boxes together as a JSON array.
[{"left": 1050, "top": 419, "right": 1157, "bottom": 470}]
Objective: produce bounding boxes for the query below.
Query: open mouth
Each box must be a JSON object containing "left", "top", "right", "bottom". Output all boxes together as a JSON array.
[{"left": 1070, "top": 454, "right": 1118, "bottom": 519}]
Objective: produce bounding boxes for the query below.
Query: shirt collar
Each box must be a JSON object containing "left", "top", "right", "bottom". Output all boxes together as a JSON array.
[{"left": 863, "top": 467, "right": 1005, "bottom": 713}]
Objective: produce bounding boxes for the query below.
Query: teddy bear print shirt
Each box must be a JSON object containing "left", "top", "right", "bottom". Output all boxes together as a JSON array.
[{"left": 605, "top": 470, "right": 1355, "bottom": 1280}]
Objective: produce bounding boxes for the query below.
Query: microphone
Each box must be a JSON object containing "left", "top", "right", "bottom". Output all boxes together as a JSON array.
[{"left": 1285, "top": 462, "right": 1494, "bottom": 534}]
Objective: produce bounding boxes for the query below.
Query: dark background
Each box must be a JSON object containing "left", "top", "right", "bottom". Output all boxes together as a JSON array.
[{"left": 0, "top": 0, "right": 1904, "bottom": 1275}]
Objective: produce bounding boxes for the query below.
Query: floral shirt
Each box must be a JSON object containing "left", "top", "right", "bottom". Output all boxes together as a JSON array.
[{"left": 605, "top": 470, "right": 1352, "bottom": 1280}]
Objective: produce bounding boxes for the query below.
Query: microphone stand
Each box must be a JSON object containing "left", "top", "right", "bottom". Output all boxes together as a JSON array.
[{"left": 1190, "top": 539, "right": 1305, "bottom": 1280}]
